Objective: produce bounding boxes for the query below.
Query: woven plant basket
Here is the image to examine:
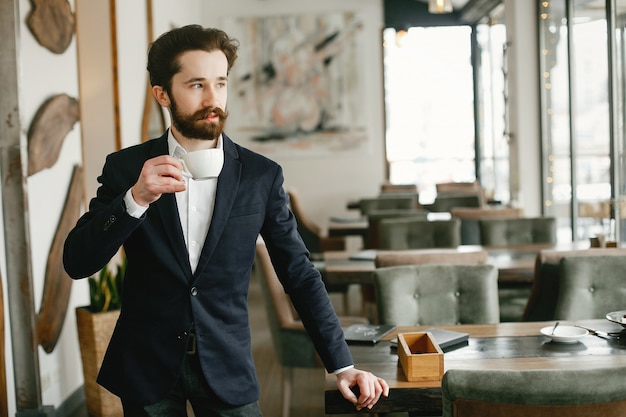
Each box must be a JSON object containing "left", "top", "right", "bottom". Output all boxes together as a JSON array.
[{"left": 75, "top": 306, "right": 121, "bottom": 417}]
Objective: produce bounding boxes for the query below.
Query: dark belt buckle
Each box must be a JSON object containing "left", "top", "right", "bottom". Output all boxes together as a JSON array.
[{"left": 186, "top": 332, "right": 196, "bottom": 355}]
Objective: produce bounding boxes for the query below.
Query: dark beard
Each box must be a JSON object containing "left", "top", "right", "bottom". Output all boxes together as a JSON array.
[{"left": 170, "top": 97, "right": 228, "bottom": 141}]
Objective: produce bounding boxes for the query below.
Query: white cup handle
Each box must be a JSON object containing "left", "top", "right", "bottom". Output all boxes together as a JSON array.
[{"left": 179, "top": 160, "right": 192, "bottom": 178}]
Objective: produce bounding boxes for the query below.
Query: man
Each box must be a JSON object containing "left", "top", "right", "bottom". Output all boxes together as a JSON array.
[{"left": 63, "top": 24, "right": 388, "bottom": 416}]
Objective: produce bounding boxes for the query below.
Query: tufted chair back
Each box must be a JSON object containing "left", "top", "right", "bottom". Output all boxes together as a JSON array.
[
  {"left": 478, "top": 217, "right": 556, "bottom": 247},
  {"left": 365, "top": 209, "right": 429, "bottom": 249},
  {"left": 441, "top": 366, "right": 626, "bottom": 417},
  {"left": 373, "top": 264, "right": 499, "bottom": 326},
  {"left": 358, "top": 195, "right": 418, "bottom": 215},
  {"left": 522, "top": 248, "right": 626, "bottom": 321},
  {"left": 450, "top": 207, "right": 523, "bottom": 245},
  {"left": 429, "top": 194, "right": 482, "bottom": 212},
  {"left": 553, "top": 255, "right": 626, "bottom": 320},
  {"left": 378, "top": 218, "right": 461, "bottom": 250},
  {"left": 374, "top": 248, "right": 488, "bottom": 268}
]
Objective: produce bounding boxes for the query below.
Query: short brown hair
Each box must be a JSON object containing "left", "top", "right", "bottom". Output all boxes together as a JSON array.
[{"left": 147, "top": 25, "right": 239, "bottom": 92}]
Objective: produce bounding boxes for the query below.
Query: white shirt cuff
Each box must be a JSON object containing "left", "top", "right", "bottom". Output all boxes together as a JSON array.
[
  {"left": 124, "top": 189, "right": 148, "bottom": 218},
  {"left": 333, "top": 365, "right": 354, "bottom": 375}
]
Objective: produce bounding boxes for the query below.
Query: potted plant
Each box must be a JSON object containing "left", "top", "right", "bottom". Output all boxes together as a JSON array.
[{"left": 75, "top": 255, "right": 125, "bottom": 417}]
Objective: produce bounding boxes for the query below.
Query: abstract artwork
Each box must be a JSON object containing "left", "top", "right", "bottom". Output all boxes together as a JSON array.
[{"left": 223, "top": 11, "right": 368, "bottom": 157}]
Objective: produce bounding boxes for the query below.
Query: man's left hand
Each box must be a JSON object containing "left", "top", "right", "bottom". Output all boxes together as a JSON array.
[{"left": 336, "top": 368, "right": 389, "bottom": 411}]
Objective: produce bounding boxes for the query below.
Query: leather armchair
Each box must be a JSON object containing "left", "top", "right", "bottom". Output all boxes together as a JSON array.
[
  {"left": 554, "top": 255, "right": 626, "bottom": 320},
  {"left": 478, "top": 217, "right": 557, "bottom": 246},
  {"left": 441, "top": 366, "right": 626, "bottom": 417},
  {"left": 286, "top": 188, "right": 346, "bottom": 257},
  {"left": 373, "top": 264, "right": 499, "bottom": 326}
]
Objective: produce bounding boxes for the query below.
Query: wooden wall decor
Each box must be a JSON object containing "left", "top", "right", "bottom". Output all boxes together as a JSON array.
[
  {"left": 141, "top": 0, "right": 167, "bottom": 142},
  {"left": 26, "top": 0, "right": 75, "bottom": 54},
  {"left": 27, "top": 93, "right": 79, "bottom": 176},
  {"left": 37, "top": 165, "right": 84, "bottom": 353}
]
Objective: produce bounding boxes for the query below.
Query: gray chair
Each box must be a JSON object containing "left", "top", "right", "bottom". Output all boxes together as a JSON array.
[
  {"left": 374, "top": 248, "right": 488, "bottom": 268},
  {"left": 554, "top": 254, "right": 626, "bottom": 320},
  {"left": 441, "top": 366, "right": 626, "bottom": 417},
  {"left": 450, "top": 206, "right": 523, "bottom": 245},
  {"left": 373, "top": 264, "right": 499, "bottom": 326},
  {"left": 358, "top": 195, "right": 418, "bottom": 215},
  {"left": 522, "top": 248, "right": 626, "bottom": 321},
  {"left": 254, "top": 240, "right": 367, "bottom": 417},
  {"left": 378, "top": 218, "right": 461, "bottom": 250},
  {"left": 427, "top": 194, "right": 482, "bottom": 213},
  {"left": 478, "top": 217, "right": 556, "bottom": 246},
  {"left": 365, "top": 209, "right": 429, "bottom": 249}
]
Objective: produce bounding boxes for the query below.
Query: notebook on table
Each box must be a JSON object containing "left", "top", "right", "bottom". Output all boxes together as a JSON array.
[{"left": 344, "top": 324, "right": 396, "bottom": 345}]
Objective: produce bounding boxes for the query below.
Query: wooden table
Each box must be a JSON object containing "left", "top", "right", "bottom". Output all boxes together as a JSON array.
[
  {"left": 322, "top": 242, "right": 588, "bottom": 286},
  {"left": 325, "top": 319, "right": 626, "bottom": 414}
]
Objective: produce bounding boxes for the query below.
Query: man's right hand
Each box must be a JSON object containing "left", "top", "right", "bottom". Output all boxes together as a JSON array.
[{"left": 130, "top": 155, "right": 187, "bottom": 206}]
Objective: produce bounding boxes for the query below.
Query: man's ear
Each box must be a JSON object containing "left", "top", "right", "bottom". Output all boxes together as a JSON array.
[{"left": 152, "top": 86, "right": 170, "bottom": 107}]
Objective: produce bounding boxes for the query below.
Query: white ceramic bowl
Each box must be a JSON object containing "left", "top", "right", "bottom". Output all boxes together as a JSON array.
[
  {"left": 540, "top": 325, "right": 588, "bottom": 343},
  {"left": 606, "top": 310, "right": 626, "bottom": 328}
]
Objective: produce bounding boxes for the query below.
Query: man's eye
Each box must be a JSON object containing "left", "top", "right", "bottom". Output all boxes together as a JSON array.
[{"left": 191, "top": 83, "right": 203, "bottom": 89}]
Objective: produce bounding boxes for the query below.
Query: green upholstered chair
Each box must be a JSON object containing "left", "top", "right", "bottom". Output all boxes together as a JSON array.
[
  {"left": 358, "top": 195, "right": 419, "bottom": 215},
  {"left": 450, "top": 206, "right": 523, "bottom": 245},
  {"left": 553, "top": 254, "right": 626, "bottom": 320},
  {"left": 254, "top": 240, "right": 367, "bottom": 417},
  {"left": 365, "top": 209, "right": 429, "bottom": 249},
  {"left": 522, "top": 248, "right": 626, "bottom": 321},
  {"left": 374, "top": 248, "right": 488, "bottom": 268},
  {"left": 427, "top": 194, "right": 482, "bottom": 213},
  {"left": 478, "top": 217, "right": 556, "bottom": 247},
  {"left": 377, "top": 218, "right": 461, "bottom": 250},
  {"left": 441, "top": 366, "right": 626, "bottom": 417},
  {"left": 373, "top": 264, "right": 499, "bottom": 326}
]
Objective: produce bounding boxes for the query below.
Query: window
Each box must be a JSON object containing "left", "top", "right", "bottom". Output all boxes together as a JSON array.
[{"left": 383, "top": 26, "right": 475, "bottom": 204}]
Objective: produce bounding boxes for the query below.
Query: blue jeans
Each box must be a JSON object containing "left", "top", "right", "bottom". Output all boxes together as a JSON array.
[{"left": 122, "top": 352, "right": 262, "bottom": 417}]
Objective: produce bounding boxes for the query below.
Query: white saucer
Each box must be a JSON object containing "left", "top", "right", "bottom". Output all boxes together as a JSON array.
[{"left": 540, "top": 325, "right": 588, "bottom": 343}]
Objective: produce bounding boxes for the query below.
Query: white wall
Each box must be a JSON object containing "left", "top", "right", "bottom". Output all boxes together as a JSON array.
[{"left": 155, "top": 0, "right": 387, "bottom": 227}]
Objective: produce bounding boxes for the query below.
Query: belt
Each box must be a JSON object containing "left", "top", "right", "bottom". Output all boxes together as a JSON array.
[{"left": 186, "top": 332, "right": 197, "bottom": 355}]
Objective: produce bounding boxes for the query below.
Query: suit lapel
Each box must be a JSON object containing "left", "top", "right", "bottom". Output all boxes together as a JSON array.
[
  {"left": 193, "top": 135, "right": 241, "bottom": 277},
  {"left": 149, "top": 133, "right": 194, "bottom": 278}
]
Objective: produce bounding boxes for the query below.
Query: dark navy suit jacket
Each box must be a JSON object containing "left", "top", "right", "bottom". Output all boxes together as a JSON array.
[{"left": 63, "top": 132, "right": 353, "bottom": 406}]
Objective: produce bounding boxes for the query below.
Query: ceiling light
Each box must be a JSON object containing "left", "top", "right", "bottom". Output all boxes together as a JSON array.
[{"left": 429, "top": 0, "right": 453, "bottom": 13}]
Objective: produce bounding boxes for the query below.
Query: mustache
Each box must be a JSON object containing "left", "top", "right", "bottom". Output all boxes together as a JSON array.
[{"left": 195, "top": 107, "right": 228, "bottom": 120}]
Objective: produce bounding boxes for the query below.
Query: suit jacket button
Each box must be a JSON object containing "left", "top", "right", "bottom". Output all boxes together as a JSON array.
[
  {"left": 190, "top": 287, "right": 198, "bottom": 296},
  {"left": 103, "top": 215, "right": 117, "bottom": 231}
]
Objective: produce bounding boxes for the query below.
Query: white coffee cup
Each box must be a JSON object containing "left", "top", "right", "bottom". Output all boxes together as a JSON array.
[{"left": 179, "top": 148, "right": 224, "bottom": 180}]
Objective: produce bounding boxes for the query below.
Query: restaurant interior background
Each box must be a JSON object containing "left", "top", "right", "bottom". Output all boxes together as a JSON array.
[{"left": 1, "top": 0, "right": 625, "bottom": 415}]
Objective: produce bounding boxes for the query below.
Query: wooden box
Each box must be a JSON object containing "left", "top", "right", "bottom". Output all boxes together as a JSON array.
[{"left": 397, "top": 332, "right": 444, "bottom": 382}]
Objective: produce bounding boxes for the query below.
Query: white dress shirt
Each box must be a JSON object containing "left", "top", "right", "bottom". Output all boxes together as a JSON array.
[{"left": 124, "top": 130, "right": 222, "bottom": 273}]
